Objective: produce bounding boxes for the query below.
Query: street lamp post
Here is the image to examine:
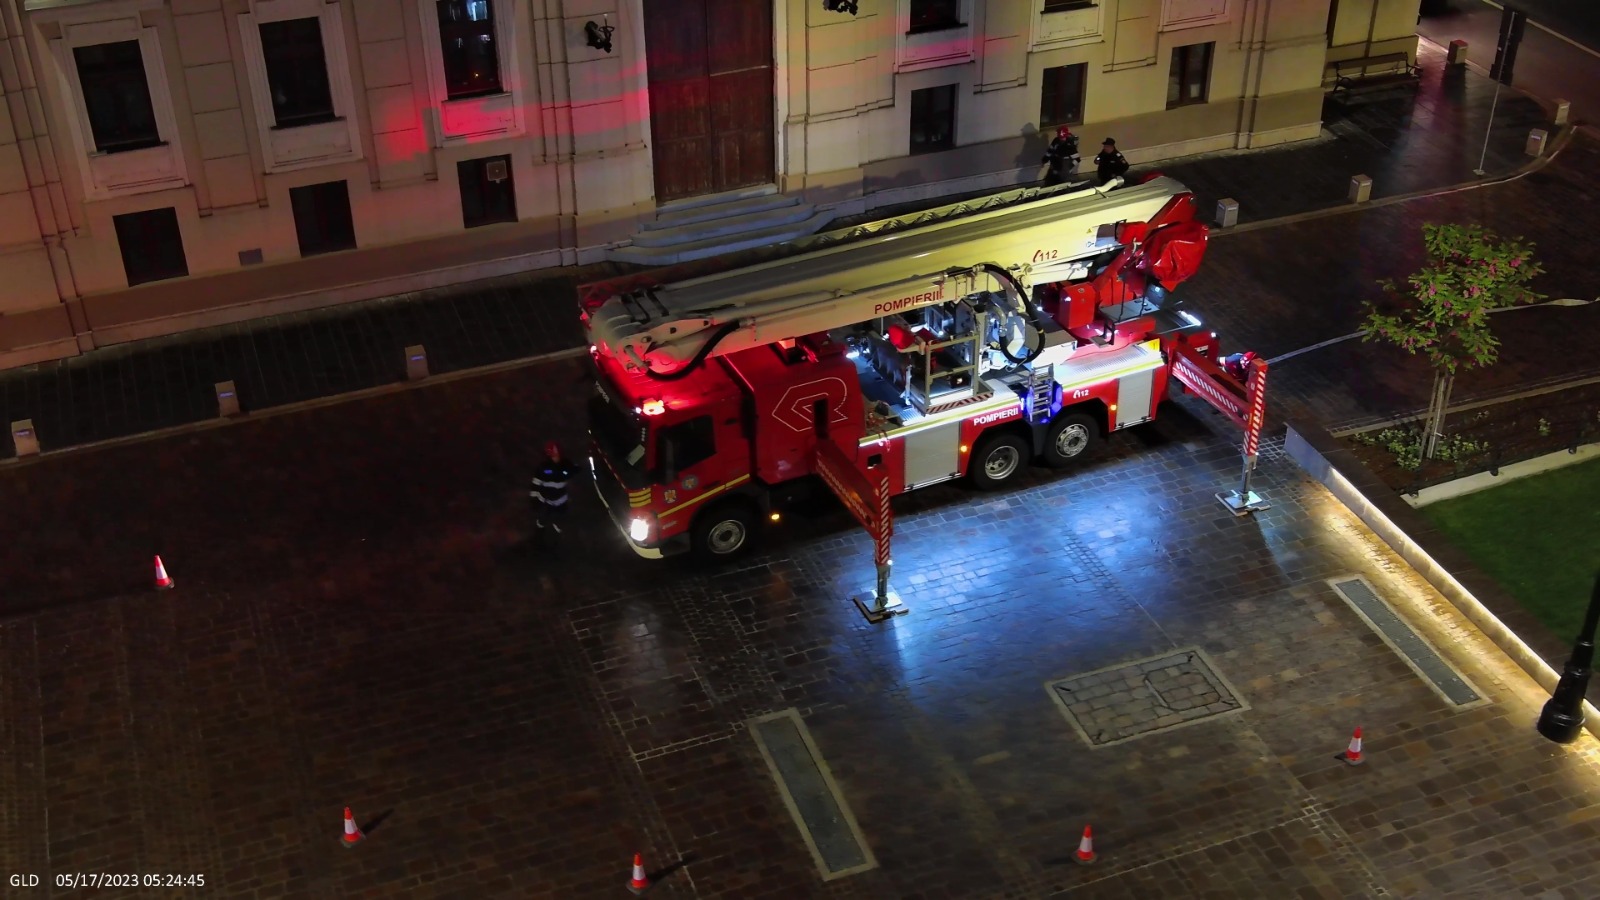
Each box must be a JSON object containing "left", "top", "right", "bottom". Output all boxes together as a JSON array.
[{"left": 1537, "top": 570, "right": 1600, "bottom": 744}]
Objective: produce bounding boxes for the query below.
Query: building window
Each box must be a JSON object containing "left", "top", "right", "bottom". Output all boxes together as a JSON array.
[
  {"left": 289, "top": 181, "right": 357, "bottom": 256},
  {"left": 259, "top": 18, "right": 336, "bottom": 127},
  {"left": 458, "top": 155, "right": 516, "bottom": 228},
  {"left": 113, "top": 208, "right": 188, "bottom": 285},
  {"left": 1043, "top": 0, "right": 1096, "bottom": 11},
  {"left": 909, "top": 84, "right": 957, "bottom": 155},
  {"left": 73, "top": 41, "right": 160, "bottom": 153},
  {"left": 1040, "top": 63, "right": 1087, "bottom": 127},
  {"left": 1167, "top": 42, "right": 1213, "bottom": 108},
  {"left": 908, "top": 0, "right": 962, "bottom": 33},
  {"left": 437, "top": 0, "right": 503, "bottom": 98}
]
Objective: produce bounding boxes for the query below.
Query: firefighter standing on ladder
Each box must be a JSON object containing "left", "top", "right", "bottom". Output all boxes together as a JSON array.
[{"left": 530, "top": 440, "right": 574, "bottom": 534}]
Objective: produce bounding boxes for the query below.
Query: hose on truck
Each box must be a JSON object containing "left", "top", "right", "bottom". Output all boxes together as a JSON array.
[
  {"left": 976, "top": 263, "right": 1046, "bottom": 367},
  {"left": 641, "top": 320, "right": 742, "bottom": 381}
]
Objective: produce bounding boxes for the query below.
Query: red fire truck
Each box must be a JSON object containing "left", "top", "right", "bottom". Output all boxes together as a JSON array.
[{"left": 578, "top": 175, "right": 1248, "bottom": 561}]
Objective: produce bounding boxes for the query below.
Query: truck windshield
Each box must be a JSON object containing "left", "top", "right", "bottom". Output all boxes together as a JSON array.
[{"left": 587, "top": 391, "right": 646, "bottom": 472}]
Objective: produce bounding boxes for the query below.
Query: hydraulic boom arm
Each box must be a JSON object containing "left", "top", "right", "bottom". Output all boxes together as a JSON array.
[{"left": 590, "top": 265, "right": 1027, "bottom": 375}]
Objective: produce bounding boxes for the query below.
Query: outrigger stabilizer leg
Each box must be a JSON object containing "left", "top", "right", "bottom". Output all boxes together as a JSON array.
[{"left": 853, "top": 561, "right": 908, "bottom": 624}]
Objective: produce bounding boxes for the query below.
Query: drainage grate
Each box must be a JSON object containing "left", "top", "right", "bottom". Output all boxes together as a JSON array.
[
  {"left": 1047, "top": 648, "right": 1250, "bottom": 748},
  {"left": 748, "top": 709, "right": 877, "bottom": 880},
  {"left": 1327, "top": 576, "right": 1486, "bottom": 708}
]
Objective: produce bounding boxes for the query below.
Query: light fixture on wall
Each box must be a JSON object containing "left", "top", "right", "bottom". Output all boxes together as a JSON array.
[
  {"left": 585, "top": 18, "right": 615, "bottom": 53},
  {"left": 823, "top": 0, "right": 859, "bottom": 13}
]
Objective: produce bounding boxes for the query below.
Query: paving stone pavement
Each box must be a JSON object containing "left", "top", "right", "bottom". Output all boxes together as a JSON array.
[
  {"left": 5, "top": 360, "right": 1600, "bottom": 897},
  {"left": 1182, "top": 128, "right": 1600, "bottom": 433}
]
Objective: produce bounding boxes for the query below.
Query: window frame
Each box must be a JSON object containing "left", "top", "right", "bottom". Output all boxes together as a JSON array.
[
  {"left": 907, "top": 0, "right": 963, "bottom": 34},
  {"left": 113, "top": 207, "right": 189, "bottom": 286},
  {"left": 258, "top": 16, "right": 338, "bottom": 128},
  {"left": 72, "top": 39, "right": 161, "bottom": 153},
  {"left": 45, "top": 8, "right": 190, "bottom": 200},
  {"left": 1042, "top": 0, "right": 1096, "bottom": 12},
  {"left": 909, "top": 83, "right": 958, "bottom": 156},
  {"left": 1167, "top": 41, "right": 1214, "bottom": 109},
  {"left": 237, "top": 0, "right": 364, "bottom": 173},
  {"left": 415, "top": 0, "right": 527, "bottom": 145},
  {"left": 1039, "top": 62, "right": 1087, "bottom": 128},
  {"left": 458, "top": 154, "right": 518, "bottom": 228},
  {"left": 436, "top": 0, "right": 504, "bottom": 99},
  {"left": 288, "top": 179, "right": 358, "bottom": 257}
]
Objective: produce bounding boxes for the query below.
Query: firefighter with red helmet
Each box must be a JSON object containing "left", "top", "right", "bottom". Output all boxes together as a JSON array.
[
  {"left": 530, "top": 440, "right": 576, "bottom": 534},
  {"left": 1041, "top": 125, "right": 1081, "bottom": 186},
  {"left": 1223, "top": 350, "right": 1258, "bottom": 383}
]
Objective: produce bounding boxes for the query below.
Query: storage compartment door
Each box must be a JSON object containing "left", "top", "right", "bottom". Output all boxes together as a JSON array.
[
  {"left": 902, "top": 422, "right": 961, "bottom": 489},
  {"left": 1115, "top": 370, "right": 1156, "bottom": 428}
]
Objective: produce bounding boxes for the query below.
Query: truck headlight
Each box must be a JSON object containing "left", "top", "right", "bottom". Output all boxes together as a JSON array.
[{"left": 628, "top": 514, "right": 653, "bottom": 543}]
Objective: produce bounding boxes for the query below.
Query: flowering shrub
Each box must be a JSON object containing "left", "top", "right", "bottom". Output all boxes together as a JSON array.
[{"left": 1361, "top": 223, "right": 1546, "bottom": 375}]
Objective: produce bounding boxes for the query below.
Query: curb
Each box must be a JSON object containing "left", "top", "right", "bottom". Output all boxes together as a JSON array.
[
  {"left": 1283, "top": 419, "right": 1600, "bottom": 741},
  {"left": 1212, "top": 122, "right": 1578, "bottom": 237},
  {"left": 1403, "top": 441, "right": 1600, "bottom": 508},
  {"left": 0, "top": 346, "right": 587, "bottom": 470}
]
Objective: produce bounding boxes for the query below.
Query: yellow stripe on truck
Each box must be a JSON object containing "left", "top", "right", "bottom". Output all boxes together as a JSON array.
[{"left": 661, "top": 474, "right": 752, "bottom": 517}]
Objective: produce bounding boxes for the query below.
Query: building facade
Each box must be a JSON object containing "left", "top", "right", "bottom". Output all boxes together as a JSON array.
[{"left": 0, "top": 0, "right": 1420, "bottom": 364}]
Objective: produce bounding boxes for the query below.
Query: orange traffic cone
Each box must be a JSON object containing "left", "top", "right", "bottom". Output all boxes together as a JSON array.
[
  {"left": 153, "top": 555, "right": 175, "bottom": 590},
  {"left": 340, "top": 807, "right": 364, "bottom": 847},
  {"left": 1074, "top": 824, "right": 1096, "bottom": 864},
  {"left": 627, "top": 852, "right": 650, "bottom": 894},
  {"left": 1343, "top": 726, "right": 1364, "bottom": 766}
]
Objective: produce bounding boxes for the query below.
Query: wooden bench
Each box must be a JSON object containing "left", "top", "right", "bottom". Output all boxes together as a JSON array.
[{"left": 1327, "top": 52, "right": 1420, "bottom": 98}]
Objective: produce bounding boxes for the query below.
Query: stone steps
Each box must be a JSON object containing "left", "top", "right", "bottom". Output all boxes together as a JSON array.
[{"left": 608, "top": 185, "right": 835, "bottom": 267}]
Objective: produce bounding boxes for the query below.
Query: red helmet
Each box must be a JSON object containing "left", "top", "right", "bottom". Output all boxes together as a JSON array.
[
  {"left": 1056, "top": 126, "right": 1072, "bottom": 141},
  {"left": 544, "top": 440, "right": 562, "bottom": 459}
]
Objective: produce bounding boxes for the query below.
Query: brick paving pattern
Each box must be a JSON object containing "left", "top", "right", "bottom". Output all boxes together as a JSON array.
[
  {"left": 4, "top": 363, "right": 1600, "bottom": 896},
  {"left": 1047, "top": 648, "right": 1248, "bottom": 748}
]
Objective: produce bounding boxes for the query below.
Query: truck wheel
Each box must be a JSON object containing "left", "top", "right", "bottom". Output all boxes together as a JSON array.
[
  {"left": 1043, "top": 413, "right": 1100, "bottom": 468},
  {"left": 969, "top": 432, "right": 1029, "bottom": 492},
  {"left": 692, "top": 501, "right": 758, "bottom": 561}
]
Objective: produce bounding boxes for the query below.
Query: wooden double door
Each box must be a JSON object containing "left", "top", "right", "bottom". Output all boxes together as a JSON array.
[{"left": 643, "top": 0, "right": 775, "bottom": 202}]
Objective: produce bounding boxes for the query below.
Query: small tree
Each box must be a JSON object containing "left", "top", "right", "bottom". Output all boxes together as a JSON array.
[{"left": 1361, "top": 223, "right": 1544, "bottom": 458}]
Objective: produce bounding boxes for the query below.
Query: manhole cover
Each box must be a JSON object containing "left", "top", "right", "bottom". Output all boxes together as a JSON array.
[{"left": 1046, "top": 648, "right": 1249, "bottom": 748}]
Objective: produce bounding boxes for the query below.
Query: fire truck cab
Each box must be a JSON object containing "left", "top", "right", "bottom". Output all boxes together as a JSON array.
[{"left": 582, "top": 175, "right": 1217, "bottom": 560}]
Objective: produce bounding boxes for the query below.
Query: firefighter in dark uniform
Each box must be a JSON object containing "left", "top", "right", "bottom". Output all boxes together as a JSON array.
[
  {"left": 1095, "top": 138, "right": 1130, "bottom": 186},
  {"left": 1041, "top": 125, "right": 1080, "bottom": 186},
  {"left": 530, "top": 440, "right": 575, "bottom": 533}
]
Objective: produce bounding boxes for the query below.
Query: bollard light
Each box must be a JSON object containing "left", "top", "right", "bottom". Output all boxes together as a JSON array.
[
  {"left": 1215, "top": 198, "right": 1239, "bottom": 229},
  {"left": 1447, "top": 39, "right": 1468, "bottom": 65},
  {"left": 1348, "top": 175, "right": 1373, "bottom": 204},
  {"left": 10, "top": 419, "right": 39, "bottom": 457},
  {"left": 215, "top": 380, "right": 241, "bottom": 418},
  {"left": 1526, "top": 128, "right": 1548, "bottom": 157},
  {"left": 405, "top": 344, "right": 429, "bottom": 381}
]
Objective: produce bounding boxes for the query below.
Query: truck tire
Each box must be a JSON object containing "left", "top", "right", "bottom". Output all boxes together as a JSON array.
[
  {"left": 692, "top": 501, "right": 759, "bottom": 561},
  {"left": 968, "top": 432, "right": 1029, "bottom": 492},
  {"left": 1042, "top": 412, "right": 1100, "bottom": 468}
]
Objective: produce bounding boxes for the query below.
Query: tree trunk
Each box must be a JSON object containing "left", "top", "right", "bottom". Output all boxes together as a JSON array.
[{"left": 1422, "top": 370, "right": 1456, "bottom": 459}]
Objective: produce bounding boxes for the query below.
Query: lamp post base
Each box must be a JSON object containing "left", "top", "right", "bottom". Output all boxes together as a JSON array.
[{"left": 1536, "top": 703, "right": 1585, "bottom": 744}]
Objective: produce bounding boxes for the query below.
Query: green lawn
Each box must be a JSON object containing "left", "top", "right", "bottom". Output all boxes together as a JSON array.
[{"left": 1419, "top": 458, "right": 1600, "bottom": 640}]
